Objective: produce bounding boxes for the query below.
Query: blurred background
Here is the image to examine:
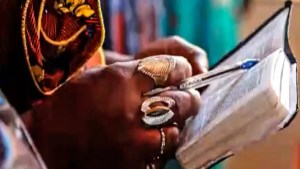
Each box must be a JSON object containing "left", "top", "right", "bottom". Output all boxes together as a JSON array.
[
  {"left": 101, "top": 0, "right": 250, "bottom": 68},
  {"left": 100, "top": 0, "right": 300, "bottom": 169}
]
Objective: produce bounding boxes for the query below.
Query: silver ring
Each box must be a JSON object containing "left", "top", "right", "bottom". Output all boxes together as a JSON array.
[
  {"left": 152, "top": 128, "right": 166, "bottom": 161},
  {"left": 141, "top": 97, "right": 175, "bottom": 126},
  {"left": 141, "top": 96, "right": 175, "bottom": 114},
  {"left": 159, "top": 128, "right": 166, "bottom": 156},
  {"left": 146, "top": 163, "right": 156, "bottom": 169}
]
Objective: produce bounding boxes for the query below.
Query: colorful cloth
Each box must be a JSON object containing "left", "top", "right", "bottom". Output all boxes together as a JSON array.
[{"left": 0, "top": 0, "right": 104, "bottom": 112}]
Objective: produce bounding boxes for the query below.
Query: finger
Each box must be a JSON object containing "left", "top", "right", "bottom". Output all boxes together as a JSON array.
[
  {"left": 165, "top": 56, "right": 192, "bottom": 86},
  {"left": 159, "top": 89, "right": 201, "bottom": 129},
  {"left": 137, "top": 126, "right": 180, "bottom": 162},
  {"left": 163, "top": 36, "right": 208, "bottom": 74},
  {"left": 94, "top": 60, "right": 155, "bottom": 93},
  {"left": 136, "top": 36, "right": 209, "bottom": 74},
  {"left": 97, "top": 56, "right": 192, "bottom": 93},
  {"left": 134, "top": 55, "right": 193, "bottom": 93},
  {"left": 168, "top": 36, "right": 209, "bottom": 74}
]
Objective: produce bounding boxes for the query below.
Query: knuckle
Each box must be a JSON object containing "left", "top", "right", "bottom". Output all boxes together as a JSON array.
[
  {"left": 186, "top": 89, "right": 201, "bottom": 116},
  {"left": 100, "top": 66, "right": 129, "bottom": 88},
  {"left": 102, "top": 63, "right": 128, "bottom": 82},
  {"left": 160, "top": 90, "right": 200, "bottom": 128},
  {"left": 174, "top": 56, "right": 193, "bottom": 77},
  {"left": 193, "top": 46, "right": 207, "bottom": 58},
  {"left": 188, "top": 89, "right": 201, "bottom": 100},
  {"left": 198, "top": 47, "right": 207, "bottom": 57},
  {"left": 169, "top": 35, "right": 183, "bottom": 43},
  {"left": 165, "top": 56, "right": 192, "bottom": 84},
  {"left": 172, "top": 90, "right": 200, "bottom": 115},
  {"left": 174, "top": 55, "right": 189, "bottom": 65},
  {"left": 161, "top": 92, "right": 185, "bottom": 114},
  {"left": 168, "top": 92, "right": 182, "bottom": 110}
]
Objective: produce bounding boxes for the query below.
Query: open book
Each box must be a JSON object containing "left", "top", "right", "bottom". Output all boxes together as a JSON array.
[{"left": 176, "top": 1, "right": 298, "bottom": 169}]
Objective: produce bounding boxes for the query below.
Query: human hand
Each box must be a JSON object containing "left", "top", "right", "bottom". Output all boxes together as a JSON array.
[{"left": 28, "top": 55, "right": 201, "bottom": 169}]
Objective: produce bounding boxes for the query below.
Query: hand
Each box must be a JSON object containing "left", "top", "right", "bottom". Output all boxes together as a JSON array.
[
  {"left": 26, "top": 56, "right": 201, "bottom": 169},
  {"left": 135, "top": 36, "right": 209, "bottom": 75}
]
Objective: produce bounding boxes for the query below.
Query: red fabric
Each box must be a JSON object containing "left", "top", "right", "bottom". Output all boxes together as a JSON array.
[
  {"left": 27, "top": 2, "right": 43, "bottom": 65},
  {"left": 112, "top": 14, "right": 126, "bottom": 54}
]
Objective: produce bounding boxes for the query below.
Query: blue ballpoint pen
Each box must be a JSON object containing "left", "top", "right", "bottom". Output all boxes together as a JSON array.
[{"left": 143, "top": 59, "right": 260, "bottom": 96}]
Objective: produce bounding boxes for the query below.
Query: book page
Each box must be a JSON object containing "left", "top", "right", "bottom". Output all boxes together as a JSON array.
[
  {"left": 216, "top": 9, "right": 289, "bottom": 67},
  {"left": 181, "top": 58, "right": 267, "bottom": 144},
  {"left": 177, "top": 3, "right": 298, "bottom": 168},
  {"left": 180, "top": 7, "right": 292, "bottom": 140},
  {"left": 199, "top": 8, "right": 290, "bottom": 108}
]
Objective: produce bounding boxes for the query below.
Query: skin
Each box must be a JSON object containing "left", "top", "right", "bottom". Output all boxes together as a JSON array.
[
  {"left": 25, "top": 55, "right": 203, "bottom": 169},
  {"left": 20, "top": 36, "right": 209, "bottom": 169},
  {"left": 104, "top": 36, "right": 209, "bottom": 74}
]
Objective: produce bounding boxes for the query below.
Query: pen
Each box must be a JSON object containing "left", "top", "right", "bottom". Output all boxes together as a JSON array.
[{"left": 143, "top": 59, "right": 260, "bottom": 96}]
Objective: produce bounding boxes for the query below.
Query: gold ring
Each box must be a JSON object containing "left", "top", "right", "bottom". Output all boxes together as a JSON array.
[{"left": 137, "top": 56, "right": 176, "bottom": 86}]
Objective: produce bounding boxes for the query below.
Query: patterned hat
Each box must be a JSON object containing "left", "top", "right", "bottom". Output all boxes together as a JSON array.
[{"left": 21, "top": 0, "right": 105, "bottom": 95}]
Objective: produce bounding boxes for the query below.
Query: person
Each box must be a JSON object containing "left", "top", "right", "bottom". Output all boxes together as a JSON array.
[{"left": 0, "top": 0, "right": 208, "bottom": 168}]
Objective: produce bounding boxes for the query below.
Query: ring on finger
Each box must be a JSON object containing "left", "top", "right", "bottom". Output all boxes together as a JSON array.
[
  {"left": 159, "top": 128, "right": 166, "bottom": 156},
  {"left": 137, "top": 56, "right": 176, "bottom": 86},
  {"left": 141, "top": 97, "right": 175, "bottom": 126},
  {"left": 153, "top": 128, "right": 166, "bottom": 161}
]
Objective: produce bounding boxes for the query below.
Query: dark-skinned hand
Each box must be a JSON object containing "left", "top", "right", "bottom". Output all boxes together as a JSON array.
[{"left": 26, "top": 55, "right": 201, "bottom": 169}]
